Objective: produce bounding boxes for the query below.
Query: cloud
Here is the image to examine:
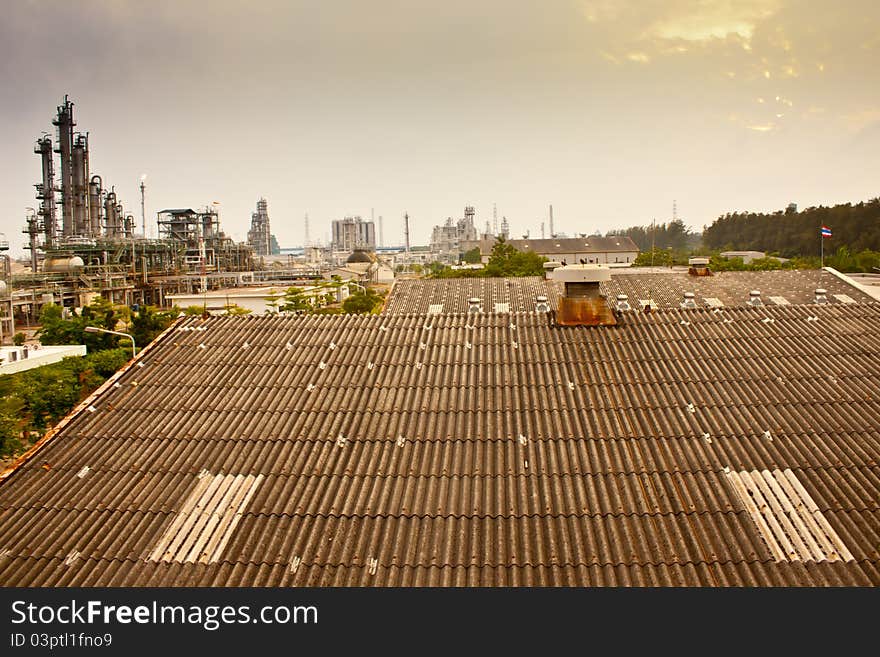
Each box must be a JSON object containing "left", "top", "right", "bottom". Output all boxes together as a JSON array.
[{"left": 648, "top": 1, "right": 781, "bottom": 43}]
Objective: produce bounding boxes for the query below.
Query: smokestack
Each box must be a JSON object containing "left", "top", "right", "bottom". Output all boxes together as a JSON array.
[
  {"left": 549, "top": 204, "right": 554, "bottom": 238},
  {"left": 140, "top": 176, "right": 147, "bottom": 238},
  {"left": 552, "top": 264, "right": 616, "bottom": 326}
]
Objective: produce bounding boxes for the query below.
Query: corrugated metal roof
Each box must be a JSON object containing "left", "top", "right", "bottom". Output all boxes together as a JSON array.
[
  {"left": 604, "top": 269, "right": 874, "bottom": 308},
  {"left": 507, "top": 236, "right": 640, "bottom": 254},
  {"left": 385, "top": 277, "right": 559, "bottom": 314},
  {"left": 0, "top": 301, "right": 878, "bottom": 586},
  {"left": 384, "top": 270, "right": 873, "bottom": 315}
]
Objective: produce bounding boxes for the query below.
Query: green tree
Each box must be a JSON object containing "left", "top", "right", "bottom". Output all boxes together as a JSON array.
[
  {"left": 484, "top": 236, "right": 547, "bottom": 277},
  {"left": 462, "top": 247, "right": 482, "bottom": 264},
  {"left": 280, "top": 287, "right": 313, "bottom": 314},
  {"left": 37, "top": 303, "right": 118, "bottom": 352},
  {"left": 342, "top": 289, "right": 382, "bottom": 314},
  {"left": 129, "top": 306, "right": 176, "bottom": 350}
]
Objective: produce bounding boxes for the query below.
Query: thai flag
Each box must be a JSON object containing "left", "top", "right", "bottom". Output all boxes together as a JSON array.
[{"left": 821, "top": 225, "right": 832, "bottom": 238}]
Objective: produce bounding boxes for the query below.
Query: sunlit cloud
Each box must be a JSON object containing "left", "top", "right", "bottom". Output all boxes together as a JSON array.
[
  {"left": 748, "top": 123, "right": 776, "bottom": 132},
  {"left": 626, "top": 51, "right": 650, "bottom": 63},
  {"left": 647, "top": 1, "right": 781, "bottom": 43}
]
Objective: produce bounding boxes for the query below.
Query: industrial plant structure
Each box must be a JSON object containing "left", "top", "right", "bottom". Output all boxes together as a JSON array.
[
  {"left": 429, "top": 206, "right": 481, "bottom": 264},
  {"left": 246, "top": 198, "right": 280, "bottom": 257},
  {"left": 9, "top": 96, "right": 259, "bottom": 327}
]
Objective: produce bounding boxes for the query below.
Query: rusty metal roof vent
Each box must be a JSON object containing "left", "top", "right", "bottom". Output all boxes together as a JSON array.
[
  {"left": 814, "top": 288, "right": 829, "bottom": 304},
  {"left": 615, "top": 294, "right": 631, "bottom": 312},
  {"left": 748, "top": 290, "right": 763, "bottom": 306},
  {"left": 552, "top": 264, "right": 616, "bottom": 326},
  {"left": 680, "top": 292, "right": 697, "bottom": 309},
  {"left": 535, "top": 295, "right": 551, "bottom": 313},
  {"left": 688, "top": 256, "right": 712, "bottom": 276},
  {"left": 467, "top": 297, "right": 482, "bottom": 314}
]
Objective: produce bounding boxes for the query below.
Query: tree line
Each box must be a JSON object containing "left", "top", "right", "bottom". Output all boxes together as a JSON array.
[{"left": 702, "top": 198, "right": 880, "bottom": 257}]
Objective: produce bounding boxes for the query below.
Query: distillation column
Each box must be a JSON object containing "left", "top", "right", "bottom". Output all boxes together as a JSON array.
[
  {"left": 53, "top": 96, "right": 75, "bottom": 237},
  {"left": 72, "top": 134, "right": 90, "bottom": 236},
  {"left": 34, "top": 136, "right": 57, "bottom": 245},
  {"left": 88, "top": 175, "right": 103, "bottom": 236}
]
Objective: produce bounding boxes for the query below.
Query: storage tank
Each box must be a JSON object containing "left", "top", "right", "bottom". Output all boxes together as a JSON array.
[{"left": 43, "top": 256, "right": 85, "bottom": 274}]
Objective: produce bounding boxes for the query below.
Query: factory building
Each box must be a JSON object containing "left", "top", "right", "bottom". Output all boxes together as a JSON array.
[
  {"left": 332, "top": 216, "right": 375, "bottom": 252},
  {"left": 429, "top": 206, "right": 480, "bottom": 264}
]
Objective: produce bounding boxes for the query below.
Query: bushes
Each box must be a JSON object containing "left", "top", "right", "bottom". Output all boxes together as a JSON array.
[{"left": 0, "top": 348, "right": 130, "bottom": 457}]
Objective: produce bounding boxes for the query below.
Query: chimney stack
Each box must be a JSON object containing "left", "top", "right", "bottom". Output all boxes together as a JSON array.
[
  {"left": 688, "top": 256, "right": 712, "bottom": 276},
  {"left": 552, "top": 264, "right": 616, "bottom": 326}
]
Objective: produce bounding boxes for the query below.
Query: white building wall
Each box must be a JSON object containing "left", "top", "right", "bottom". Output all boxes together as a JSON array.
[{"left": 0, "top": 345, "right": 88, "bottom": 374}]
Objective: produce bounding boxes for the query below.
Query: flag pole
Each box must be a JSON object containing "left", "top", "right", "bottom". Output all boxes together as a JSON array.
[{"left": 820, "top": 225, "right": 824, "bottom": 269}]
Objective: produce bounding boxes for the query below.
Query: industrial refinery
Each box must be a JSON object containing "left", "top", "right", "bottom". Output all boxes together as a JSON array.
[{"left": 5, "top": 97, "right": 310, "bottom": 336}]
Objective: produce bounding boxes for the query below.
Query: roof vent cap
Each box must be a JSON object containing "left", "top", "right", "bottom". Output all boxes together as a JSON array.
[
  {"left": 467, "top": 297, "right": 482, "bottom": 313},
  {"left": 535, "top": 295, "right": 550, "bottom": 313},
  {"left": 681, "top": 291, "right": 697, "bottom": 309},
  {"left": 748, "top": 290, "right": 763, "bottom": 306},
  {"left": 615, "top": 294, "right": 631, "bottom": 312},
  {"left": 814, "top": 288, "right": 829, "bottom": 304}
]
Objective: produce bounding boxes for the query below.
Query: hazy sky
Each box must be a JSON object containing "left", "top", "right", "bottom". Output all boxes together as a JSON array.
[{"left": 1, "top": 1, "right": 878, "bottom": 253}]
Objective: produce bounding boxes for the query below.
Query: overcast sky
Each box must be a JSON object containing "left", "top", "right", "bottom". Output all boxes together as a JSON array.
[{"left": 1, "top": 1, "right": 878, "bottom": 254}]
